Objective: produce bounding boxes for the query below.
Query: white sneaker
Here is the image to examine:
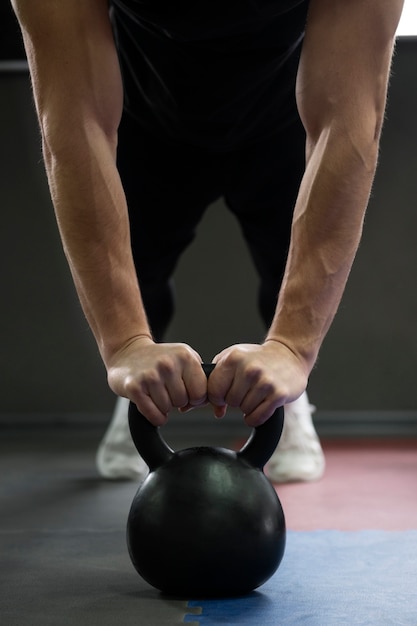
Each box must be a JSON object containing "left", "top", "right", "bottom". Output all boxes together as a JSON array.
[
  {"left": 265, "top": 391, "right": 325, "bottom": 483},
  {"left": 96, "top": 396, "right": 149, "bottom": 481}
]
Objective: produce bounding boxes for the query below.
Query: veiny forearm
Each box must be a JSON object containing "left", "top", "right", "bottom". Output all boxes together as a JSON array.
[
  {"left": 267, "top": 123, "right": 379, "bottom": 371},
  {"left": 11, "top": 0, "right": 149, "bottom": 366},
  {"left": 265, "top": 0, "right": 402, "bottom": 375},
  {"left": 43, "top": 127, "right": 151, "bottom": 364}
]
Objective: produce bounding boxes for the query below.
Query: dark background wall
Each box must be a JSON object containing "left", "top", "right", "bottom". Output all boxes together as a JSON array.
[{"left": 1, "top": 20, "right": 416, "bottom": 423}]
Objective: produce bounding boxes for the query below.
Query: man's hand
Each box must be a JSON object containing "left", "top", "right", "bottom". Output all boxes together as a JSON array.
[
  {"left": 207, "top": 341, "right": 309, "bottom": 427},
  {"left": 107, "top": 336, "right": 208, "bottom": 426}
]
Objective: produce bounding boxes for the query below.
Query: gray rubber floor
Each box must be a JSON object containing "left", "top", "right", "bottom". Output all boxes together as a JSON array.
[
  {"left": 0, "top": 424, "right": 216, "bottom": 626},
  {"left": 3, "top": 419, "right": 416, "bottom": 625}
]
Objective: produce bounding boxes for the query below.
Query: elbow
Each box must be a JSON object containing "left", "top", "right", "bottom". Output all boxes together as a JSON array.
[
  {"left": 301, "top": 71, "right": 390, "bottom": 173},
  {"left": 39, "top": 108, "right": 119, "bottom": 168},
  {"left": 303, "top": 99, "right": 384, "bottom": 175}
]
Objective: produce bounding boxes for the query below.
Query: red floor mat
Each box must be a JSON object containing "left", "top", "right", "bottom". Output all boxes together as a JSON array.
[{"left": 274, "top": 439, "right": 417, "bottom": 531}]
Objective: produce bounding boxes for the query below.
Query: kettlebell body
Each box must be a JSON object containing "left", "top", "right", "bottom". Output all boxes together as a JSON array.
[
  {"left": 126, "top": 365, "right": 286, "bottom": 598},
  {"left": 127, "top": 445, "right": 285, "bottom": 597}
]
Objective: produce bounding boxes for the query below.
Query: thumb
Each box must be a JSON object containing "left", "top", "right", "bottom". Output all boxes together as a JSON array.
[{"left": 212, "top": 403, "right": 227, "bottom": 419}]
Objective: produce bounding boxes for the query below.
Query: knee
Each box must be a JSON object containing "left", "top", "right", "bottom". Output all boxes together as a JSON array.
[
  {"left": 140, "top": 280, "right": 175, "bottom": 341},
  {"left": 258, "top": 281, "right": 280, "bottom": 329}
]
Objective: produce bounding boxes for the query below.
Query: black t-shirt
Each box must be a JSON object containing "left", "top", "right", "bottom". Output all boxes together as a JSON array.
[{"left": 110, "top": 0, "right": 309, "bottom": 150}]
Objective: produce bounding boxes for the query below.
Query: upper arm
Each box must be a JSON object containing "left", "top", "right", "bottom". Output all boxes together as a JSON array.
[
  {"left": 297, "top": 0, "right": 404, "bottom": 145},
  {"left": 11, "top": 0, "right": 123, "bottom": 151}
]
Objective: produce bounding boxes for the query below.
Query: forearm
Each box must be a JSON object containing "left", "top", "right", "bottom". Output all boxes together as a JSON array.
[
  {"left": 265, "top": 0, "right": 402, "bottom": 375},
  {"left": 43, "top": 129, "right": 151, "bottom": 365},
  {"left": 12, "top": 0, "right": 152, "bottom": 365},
  {"left": 266, "top": 126, "right": 377, "bottom": 370}
]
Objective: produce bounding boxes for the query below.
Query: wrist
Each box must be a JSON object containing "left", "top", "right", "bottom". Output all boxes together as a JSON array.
[
  {"left": 264, "top": 335, "right": 315, "bottom": 375},
  {"left": 101, "top": 331, "right": 154, "bottom": 368}
]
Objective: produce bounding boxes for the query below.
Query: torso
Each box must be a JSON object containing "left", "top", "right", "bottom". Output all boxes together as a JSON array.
[{"left": 110, "top": 0, "right": 310, "bottom": 149}]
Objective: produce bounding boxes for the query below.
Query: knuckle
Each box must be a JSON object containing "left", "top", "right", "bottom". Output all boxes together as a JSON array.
[
  {"left": 222, "top": 349, "right": 241, "bottom": 367},
  {"left": 141, "top": 369, "right": 160, "bottom": 387},
  {"left": 258, "top": 377, "right": 276, "bottom": 395},
  {"left": 274, "top": 384, "right": 290, "bottom": 404},
  {"left": 176, "top": 343, "right": 198, "bottom": 364},
  {"left": 124, "top": 376, "right": 140, "bottom": 396},
  {"left": 240, "top": 361, "right": 267, "bottom": 385},
  {"left": 156, "top": 357, "right": 176, "bottom": 377},
  {"left": 182, "top": 344, "right": 197, "bottom": 360},
  {"left": 243, "top": 363, "right": 263, "bottom": 383}
]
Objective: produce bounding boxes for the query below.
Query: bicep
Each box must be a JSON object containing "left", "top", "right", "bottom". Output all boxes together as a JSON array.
[
  {"left": 296, "top": 0, "right": 404, "bottom": 142},
  {"left": 11, "top": 0, "right": 123, "bottom": 148}
]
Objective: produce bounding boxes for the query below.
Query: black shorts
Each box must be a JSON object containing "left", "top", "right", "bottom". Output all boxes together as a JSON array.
[{"left": 117, "top": 112, "right": 305, "bottom": 336}]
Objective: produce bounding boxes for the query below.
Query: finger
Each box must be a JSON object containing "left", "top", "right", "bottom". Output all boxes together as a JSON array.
[
  {"left": 144, "top": 378, "right": 174, "bottom": 416},
  {"left": 212, "top": 403, "right": 227, "bottom": 419},
  {"left": 182, "top": 359, "right": 208, "bottom": 407},
  {"left": 123, "top": 375, "right": 170, "bottom": 425},
  {"left": 238, "top": 388, "right": 269, "bottom": 418},
  {"left": 222, "top": 377, "right": 250, "bottom": 408},
  {"left": 132, "top": 394, "right": 170, "bottom": 427},
  {"left": 206, "top": 362, "right": 234, "bottom": 408},
  {"left": 243, "top": 399, "right": 279, "bottom": 428},
  {"left": 178, "top": 399, "right": 208, "bottom": 414},
  {"left": 165, "top": 377, "right": 189, "bottom": 409},
  {"left": 238, "top": 374, "right": 278, "bottom": 414}
]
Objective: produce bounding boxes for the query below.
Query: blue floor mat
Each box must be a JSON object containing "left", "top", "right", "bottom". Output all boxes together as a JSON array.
[{"left": 184, "top": 531, "right": 417, "bottom": 625}]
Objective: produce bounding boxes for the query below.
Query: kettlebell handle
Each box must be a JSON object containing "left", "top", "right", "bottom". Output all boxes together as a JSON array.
[{"left": 128, "top": 363, "right": 284, "bottom": 471}]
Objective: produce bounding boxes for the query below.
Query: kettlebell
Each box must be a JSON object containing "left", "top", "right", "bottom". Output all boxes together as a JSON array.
[{"left": 126, "top": 363, "right": 286, "bottom": 598}]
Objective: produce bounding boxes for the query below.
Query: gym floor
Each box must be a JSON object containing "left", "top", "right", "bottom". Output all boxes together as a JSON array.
[{"left": 1, "top": 419, "right": 417, "bottom": 625}]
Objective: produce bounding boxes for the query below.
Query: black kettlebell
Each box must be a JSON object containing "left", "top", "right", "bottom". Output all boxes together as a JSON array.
[{"left": 126, "top": 364, "right": 286, "bottom": 598}]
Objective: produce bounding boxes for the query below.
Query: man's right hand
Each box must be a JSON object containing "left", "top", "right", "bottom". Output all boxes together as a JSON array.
[{"left": 107, "top": 336, "right": 208, "bottom": 426}]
